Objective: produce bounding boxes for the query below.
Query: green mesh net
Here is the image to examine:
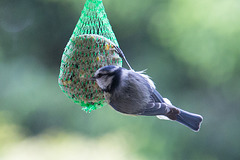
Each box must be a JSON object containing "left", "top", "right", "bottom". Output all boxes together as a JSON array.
[{"left": 58, "top": 0, "right": 122, "bottom": 112}]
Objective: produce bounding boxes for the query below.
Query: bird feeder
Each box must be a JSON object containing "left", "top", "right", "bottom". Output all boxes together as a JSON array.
[{"left": 58, "top": 0, "right": 122, "bottom": 112}]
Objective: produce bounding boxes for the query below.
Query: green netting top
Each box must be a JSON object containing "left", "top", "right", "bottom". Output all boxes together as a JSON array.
[
  {"left": 72, "top": 0, "right": 119, "bottom": 46},
  {"left": 58, "top": 0, "right": 122, "bottom": 112}
]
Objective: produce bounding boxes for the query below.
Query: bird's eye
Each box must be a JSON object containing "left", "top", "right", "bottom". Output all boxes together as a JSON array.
[{"left": 97, "top": 73, "right": 103, "bottom": 78}]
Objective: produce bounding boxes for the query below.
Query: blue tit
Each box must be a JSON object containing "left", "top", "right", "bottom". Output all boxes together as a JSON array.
[{"left": 91, "top": 65, "right": 203, "bottom": 132}]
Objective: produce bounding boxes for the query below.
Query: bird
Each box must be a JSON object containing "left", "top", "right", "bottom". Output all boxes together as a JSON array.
[{"left": 91, "top": 65, "right": 203, "bottom": 132}]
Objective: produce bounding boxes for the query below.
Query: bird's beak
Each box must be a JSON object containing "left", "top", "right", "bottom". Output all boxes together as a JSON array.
[{"left": 90, "top": 76, "right": 96, "bottom": 81}]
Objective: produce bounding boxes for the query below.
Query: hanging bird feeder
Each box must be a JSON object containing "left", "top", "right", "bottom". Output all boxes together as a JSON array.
[{"left": 58, "top": 0, "right": 122, "bottom": 112}]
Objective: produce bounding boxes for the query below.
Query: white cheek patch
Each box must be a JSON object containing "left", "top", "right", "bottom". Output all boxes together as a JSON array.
[
  {"left": 96, "top": 76, "right": 114, "bottom": 90},
  {"left": 96, "top": 79, "right": 104, "bottom": 89},
  {"left": 105, "top": 76, "right": 114, "bottom": 87}
]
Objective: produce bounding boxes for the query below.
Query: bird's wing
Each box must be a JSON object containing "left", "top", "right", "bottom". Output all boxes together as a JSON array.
[
  {"left": 129, "top": 71, "right": 171, "bottom": 116},
  {"left": 137, "top": 89, "right": 168, "bottom": 116},
  {"left": 137, "top": 101, "right": 169, "bottom": 116},
  {"left": 151, "top": 88, "right": 165, "bottom": 103},
  {"left": 138, "top": 89, "right": 179, "bottom": 118}
]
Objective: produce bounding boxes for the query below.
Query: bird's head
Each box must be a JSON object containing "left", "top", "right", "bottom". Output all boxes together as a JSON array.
[{"left": 91, "top": 65, "right": 121, "bottom": 92}]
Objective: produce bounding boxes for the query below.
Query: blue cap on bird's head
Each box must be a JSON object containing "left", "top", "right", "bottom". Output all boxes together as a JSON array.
[
  {"left": 99, "top": 65, "right": 118, "bottom": 72},
  {"left": 91, "top": 65, "right": 120, "bottom": 81},
  {"left": 97, "top": 65, "right": 121, "bottom": 73}
]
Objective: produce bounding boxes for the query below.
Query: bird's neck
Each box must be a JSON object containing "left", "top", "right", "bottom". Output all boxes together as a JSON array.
[{"left": 103, "top": 68, "right": 122, "bottom": 93}]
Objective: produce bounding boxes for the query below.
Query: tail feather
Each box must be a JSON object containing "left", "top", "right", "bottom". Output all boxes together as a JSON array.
[
  {"left": 176, "top": 109, "right": 203, "bottom": 132},
  {"left": 159, "top": 98, "right": 203, "bottom": 132}
]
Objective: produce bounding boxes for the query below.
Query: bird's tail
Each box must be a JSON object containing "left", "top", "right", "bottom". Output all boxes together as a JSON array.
[
  {"left": 157, "top": 98, "right": 203, "bottom": 132},
  {"left": 176, "top": 109, "right": 203, "bottom": 132}
]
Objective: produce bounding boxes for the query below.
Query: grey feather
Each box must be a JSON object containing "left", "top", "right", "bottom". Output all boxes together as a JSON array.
[
  {"left": 109, "top": 70, "right": 151, "bottom": 114},
  {"left": 93, "top": 65, "right": 203, "bottom": 132}
]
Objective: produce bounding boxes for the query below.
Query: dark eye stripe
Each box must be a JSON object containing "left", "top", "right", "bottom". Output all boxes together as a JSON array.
[
  {"left": 97, "top": 73, "right": 109, "bottom": 78},
  {"left": 97, "top": 71, "right": 116, "bottom": 78},
  {"left": 97, "top": 73, "right": 104, "bottom": 78}
]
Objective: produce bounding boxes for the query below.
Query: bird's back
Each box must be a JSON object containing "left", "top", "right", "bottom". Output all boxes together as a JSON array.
[{"left": 109, "top": 70, "right": 152, "bottom": 114}]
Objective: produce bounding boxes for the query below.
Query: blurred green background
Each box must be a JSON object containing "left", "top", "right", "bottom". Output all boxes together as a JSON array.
[{"left": 0, "top": 0, "right": 240, "bottom": 159}]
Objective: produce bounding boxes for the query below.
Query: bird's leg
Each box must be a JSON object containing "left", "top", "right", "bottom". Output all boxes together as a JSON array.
[{"left": 165, "top": 105, "right": 180, "bottom": 120}]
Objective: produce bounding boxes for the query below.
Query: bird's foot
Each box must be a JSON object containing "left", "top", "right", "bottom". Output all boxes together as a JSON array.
[{"left": 165, "top": 105, "right": 180, "bottom": 120}]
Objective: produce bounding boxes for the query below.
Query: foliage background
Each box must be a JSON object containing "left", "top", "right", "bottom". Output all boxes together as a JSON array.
[{"left": 0, "top": 0, "right": 240, "bottom": 159}]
